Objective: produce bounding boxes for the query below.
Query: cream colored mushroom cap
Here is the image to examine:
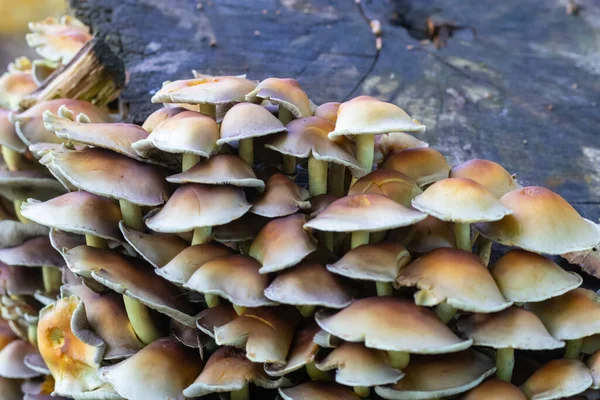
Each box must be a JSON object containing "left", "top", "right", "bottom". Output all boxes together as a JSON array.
[
  {"left": 587, "top": 350, "right": 600, "bottom": 389},
  {"left": 141, "top": 107, "right": 187, "bottom": 132},
  {"left": 329, "top": 96, "right": 426, "bottom": 138},
  {"left": 279, "top": 382, "right": 361, "bottom": 400},
  {"left": 396, "top": 248, "right": 511, "bottom": 313},
  {"left": 151, "top": 75, "right": 258, "bottom": 105},
  {"left": 251, "top": 173, "right": 310, "bottom": 217},
  {"left": 315, "top": 296, "right": 472, "bottom": 353},
  {"left": 378, "top": 132, "right": 429, "bottom": 160},
  {"left": 26, "top": 16, "right": 92, "bottom": 63},
  {"left": 314, "top": 102, "right": 341, "bottom": 124},
  {"left": 304, "top": 193, "right": 427, "bottom": 233},
  {"left": 475, "top": 187, "right": 600, "bottom": 254},
  {"left": 156, "top": 242, "right": 233, "bottom": 285},
  {"left": 490, "top": 250, "right": 583, "bottom": 303},
  {"left": 0, "top": 340, "right": 41, "bottom": 379},
  {"left": 521, "top": 359, "right": 593, "bottom": 400},
  {"left": 411, "top": 178, "right": 512, "bottom": 223},
  {"left": 0, "top": 109, "right": 26, "bottom": 152},
  {"left": 462, "top": 378, "right": 527, "bottom": 400},
  {"left": 382, "top": 147, "right": 450, "bottom": 187},
  {"left": 450, "top": 159, "right": 522, "bottom": 198},
  {"left": 245, "top": 77, "right": 312, "bottom": 118},
  {"left": 217, "top": 102, "right": 286, "bottom": 144},
  {"left": 0, "top": 58, "right": 37, "bottom": 111},
  {"left": 349, "top": 169, "right": 423, "bottom": 207},
  {"left": 265, "top": 322, "right": 321, "bottom": 376}
]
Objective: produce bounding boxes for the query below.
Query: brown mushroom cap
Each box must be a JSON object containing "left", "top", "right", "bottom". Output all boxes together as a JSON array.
[
  {"left": 213, "top": 213, "right": 269, "bottom": 244},
  {"left": 587, "top": 350, "right": 600, "bottom": 389},
  {"left": 119, "top": 221, "right": 188, "bottom": 269},
  {"left": 217, "top": 102, "right": 286, "bottom": 145},
  {"left": 141, "top": 107, "right": 187, "bottom": 132},
  {"left": 0, "top": 220, "right": 49, "bottom": 249},
  {"left": 475, "top": 187, "right": 600, "bottom": 254},
  {"left": 265, "top": 263, "right": 355, "bottom": 308},
  {"left": 98, "top": 337, "right": 203, "bottom": 400},
  {"left": 562, "top": 241, "right": 600, "bottom": 281},
  {"left": 146, "top": 184, "right": 251, "bottom": 233},
  {"left": 0, "top": 57, "right": 37, "bottom": 111},
  {"left": 395, "top": 248, "right": 512, "bottom": 313},
  {"left": 348, "top": 169, "right": 422, "bottom": 206},
  {"left": 251, "top": 173, "right": 310, "bottom": 217},
  {"left": 167, "top": 154, "right": 265, "bottom": 189},
  {"left": 0, "top": 339, "right": 42, "bottom": 379},
  {"left": 450, "top": 159, "right": 522, "bottom": 198},
  {"left": 304, "top": 193, "right": 427, "bottom": 233},
  {"left": 490, "top": 250, "right": 583, "bottom": 303},
  {"left": 457, "top": 306, "right": 564, "bottom": 350},
  {"left": 245, "top": 77, "right": 312, "bottom": 118},
  {"left": 26, "top": 16, "right": 92, "bottom": 64},
  {"left": 21, "top": 192, "right": 122, "bottom": 241},
  {"left": 314, "top": 102, "right": 340, "bottom": 124},
  {"left": 265, "top": 322, "right": 321, "bottom": 376},
  {"left": 411, "top": 178, "right": 512, "bottom": 223},
  {"left": 196, "top": 304, "right": 238, "bottom": 338},
  {"left": 462, "top": 378, "right": 527, "bottom": 400},
  {"left": 329, "top": 96, "right": 426, "bottom": 138},
  {"left": 395, "top": 215, "right": 456, "bottom": 253},
  {"left": 151, "top": 75, "right": 258, "bottom": 105},
  {"left": 382, "top": 148, "right": 450, "bottom": 187},
  {"left": 249, "top": 214, "right": 317, "bottom": 274},
  {"left": 521, "top": 359, "right": 593, "bottom": 400},
  {"left": 378, "top": 132, "right": 429, "bottom": 160},
  {"left": 0, "top": 170, "right": 66, "bottom": 202},
  {"left": 375, "top": 350, "right": 495, "bottom": 400},
  {"left": 0, "top": 263, "right": 44, "bottom": 295},
  {"left": 316, "top": 296, "right": 472, "bottom": 353},
  {"left": 526, "top": 288, "right": 600, "bottom": 341},
  {"left": 279, "top": 381, "right": 361, "bottom": 400},
  {"left": 0, "top": 109, "right": 27, "bottom": 152},
  {"left": 0, "top": 236, "right": 64, "bottom": 269}
]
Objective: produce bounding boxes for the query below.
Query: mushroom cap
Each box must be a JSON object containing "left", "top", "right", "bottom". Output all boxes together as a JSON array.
[
  {"left": 249, "top": 214, "right": 317, "bottom": 274},
  {"left": 26, "top": 16, "right": 92, "bottom": 63},
  {"left": 450, "top": 159, "right": 522, "bottom": 198},
  {"left": 0, "top": 109, "right": 27, "bottom": 152},
  {"left": 304, "top": 193, "right": 427, "bottom": 233},
  {"left": 21, "top": 192, "right": 122, "bottom": 241},
  {"left": 98, "top": 337, "right": 203, "bottom": 400},
  {"left": 329, "top": 96, "right": 426, "bottom": 137},
  {"left": 411, "top": 178, "right": 512, "bottom": 223},
  {"left": 50, "top": 148, "right": 170, "bottom": 206},
  {"left": 475, "top": 187, "right": 600, "bottom": 254},
  {"left": 521, "top": 359, "right": 593, "bottom": 400},
  {"left": 0, "top": 340, "right": 42, "bottom": 379},
  {"left": 395, "top": 248, "right": 512, "bottom": 313},
  {"left": 314, "top": 102, "right": 340, "bottom": 124},
  {"left": 38, "top": 296, "right": 105, "bottom": 396},
  {"left": 265, "top": 263, "right": 355, "bottom": 308},
  {"left": 327, "top": 242, "right": 411, "bottom": 282},
  {"left": 382, "top": 148, "right": 450, "bottom": 187},
  {"left": 457, "top": 306, "right": 564, "bottom": 350},
  {"left": 141, "top": 106, "right": 187, "bottom": 132},
  {"left": 217, "top": 102, "right": 286, "bottom": 144},
  {"left": 245, "top": 77, "right": 312, "bottom": 118},
  {"left": 167, "top": 154, "right": 264, "bottom": 189},
  {"left": 587, "top": 350, "right": 600, "bottom": 389},
  {"left": 213, "top": 213, "right": 269, "bottom": 243},
  {"left": 184, "top": 254, "right": 276, "bottom": 307},
  {"left": 0, "top": 236, "right": 64, "bottom": 268},
  {"left": 214, "top": 306, "right": 300, "bottom": 363},
  {"left": 306, "top": 193, "right": 339, "bottom": 217},
  {"left": 0, "top": 170, "right": 66, "bottom": 202},
  {"left": 183, "top": 346, "right": 286, "bottom": 397},
  {"left": 315, "top": 296, "right": 472, "bottom": 353},
  {"left": 490, "top": 250, "right": 583, "bottom": 303},
  {"left": 279, "top": 382, "right": 361, "bottom": 400},
  {"left": 397, "top": 216, "right": 456, "bottom": 253},
  {"left": 151, "top": 75, "right": 258, "bottom": 105},
  {"left": 378, "top": 132, "right": 429, "bottom": 160},
  {"left": 0, "top": 376, "right": 22, "bottom": 400},
  {"left": 265, "top": 116, "right": 365, "bottom": 176},
  {"left": 265, "top": 322, "right": 321, "bottom": 376},
  {"left": 462, "top": 378, "right": 527, "bottom": 400},
  {"left": 316, "top": 342, "right": 404, "bottom": 387},
  {"left": 526, "top": 288, "right": 600, "bottom": 341},
  {"left": 251, "top": 173, "right": 310, "bottom": 217},
  {"left": 11, "top": 99, "right": 111, "bottom": 147},
  {"left": 0, "top": 263, "right": 44, "bottom": 295},
  {"left": 156, "top": 242, "right": 234, "bottom": 285},
  {"left": 562, "top": 242, "right": 600, "bottom": 281},
  {"left": 375, "top": 350, "right": 496, "bottom": 400},
  {"left": 0, "top": 58, "right": 37, "bottom": 111},
  {"left": 70, "top": 384, "right": 122, "bottom": 400},
  {"left": 348, "top": 169, "right": 422, "bottom": 207},
  {"left": 119, "top": 221, "right": 188, "bottom": 269},
  {"left": 145, "top": 184, "right": 251, "bottom": 233},
  {"left": 0, "top": 220, "right": 49, "bottom": 249},
  {"left": 196, "top": 304, "right": 238, "bottom": 338}
]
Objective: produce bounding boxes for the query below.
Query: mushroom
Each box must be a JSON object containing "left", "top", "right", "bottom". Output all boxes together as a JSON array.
[
  {"left": 31, "top": 58, "right": 60, "bottom": 85},
  {"left": 393, "top": 215, "right": 456, "bottom": 254},
  {"left": 141, "top": 106, "right": 187, "bottom": 132},
  {"left": 98, "top": 337, "right": 203, "bottom": 400},
  {"left": 26, "top": 16, "right": 92, "bottom": 64},
  {"left": 0, "top": 109, "right": 27, "bottom": 170},
  {"left": 0, "top": 220, "right": 48, "bottom": 249},
  {"left": 0, "top": 262, "right": 44, "bottom": 296},
  {"left": 0, "top": 339, "right": 42, "bottom": 379},
  {"left": 587, "top": 350, "right": 600, "bottom": 389},
  {"left": 348, "top": 169, "right": 422, "bottom": 207},
  {"left": 156, "top": 242, "right": 233, "bottom": 285},
  {"left": 377, "top": 132, "right": 429, "bottom": 161},
  {"left": 382, "top": 147, "right": 450, "bottom": 188},
  {"left": 213, "top": 213, "right": 269, "bottom": 253},
  {"left": 521, "top": 359, "right": 593, "bottom": 400},
  {"left": 251, "top": 173, "right": 310, "bottom": 217},
  {"left": 119, "top": 221, "right": 188, "bottom": 269},
  {"left": 458, "top": 307, "right": 564, "bottom": 382},
  {"left": 279, "top": 381, "right": 361, "bottom": 400},
  {"left": 71, "top": 384, "right": 121, "bottom": 400},
  {"left": 462, "top": 378, "right": 527, "bottom": 400},
  {"left": 0, "top": 57, "right": 37, "bottom": 111},
  {"left": 314, "top": 102, "right": 340, "bottom": 123}
]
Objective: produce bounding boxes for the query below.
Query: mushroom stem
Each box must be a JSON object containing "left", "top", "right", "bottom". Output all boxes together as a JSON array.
[
  {"left": 434, "top": 301, "right": 457, "bottom": 324},
  {"left": 28, "top": 323, "right": 37, "bottom": 347},
  {"left": 455, "top": 222, "right": 471, "bottom": 251},
  {"left": 388, "top": 351, "right": 410, "bottom": 369},
  {"left": 238, "top": 138, "right": 253, "bottom": 166},
  {"left": 238, "top": 241, "right": 251, "bottom": 255},
  {"left": 14, "top": 199, "right": 29, "bottom": 223},
  {"left": 308, "top": 156, "right": 328, "bottom": 196},
  {"left": 85, "top": 234, "right": 108, "bottom": 249},
  {"left": 123, "top": 295, "right": 161, "bottom": 345},
  {"left": 230, "top": 386, "right": 249, "bottom": 400},
  {"left": 477, "top": 238, "right": 493, "bottom": 266},
  {"left": 354, "top": 386, "right": 370, "bottom": 397},
  {"left": 353, "top": 134, "right": 375, "bottom": 185},
  {"left": 192, "top": 226, "right": 212, "bottom": 245},
  {"left": 199, "top": 103, "right": 216, "bottom": 118},
  {"left": 205, "top": 294, "right": 220, "bottom": 308},
  {"left": 306, "top": 361, "right": 331, "bottom": 381},
  {"left": 351, "top": 230, "right": 370, "bottom": 249},
  {"left": 329, "top": 163, "right": 346, "bottom": 196},
  {"left": 182, "top": 153, "right": 200, "bottom": 172},
  {"left": 119, "top": 199, "right": 144, "bottom": 232},
  {"left": 233, "top": 304, "right": 246, "bottom": 316},
  {"left": 298, "top": 305, "right": 316, "bottom": 317},
  {"left": 370, "top": 231, "right": 386, "bottom": 243},
  {"left": 496, "top": 347, "right": 515, "bottom": 382},
  {"left": 282, "top": 155, "right": 296, "bottom": 176},
  {"left": 279, "top": 107, "right": 293, "bottom": 125},
  {"left": 1, "top": 146, "right": 23, "bottom": 171},
  {"left": 565, "top": 339, "right": 583, "bottom": 359},
  {"left": 376, "top": 282, "right": 393, "bottom": 296},
  {"left": 42, "top": 266, "right": 62, "bottom": 293},
  {"left": 323, "top": 232, "right": 335, "bottom": 252}
]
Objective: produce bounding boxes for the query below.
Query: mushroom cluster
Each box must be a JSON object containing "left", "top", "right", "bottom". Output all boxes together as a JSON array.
[{"left": 0, "top": 13, "right": 599, "bottom": 400}]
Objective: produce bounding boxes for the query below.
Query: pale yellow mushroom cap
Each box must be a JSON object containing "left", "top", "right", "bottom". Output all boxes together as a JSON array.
[
  {"left": 217, "top": 102, "right": 286, "bottom": 144},
  {"left": 521, "top": 359, "right": 593, "bottom": 400},
  {"left": 0, "top": 109, "right": 27, "bottom": 152},
  {"left": 151, "top": 75, "right": 258, "bottom": 105},
  {"left": 26, "top": 16, "right": 92, "bottom": 64},
  {"left": 265, "top": 322, "right": 321, "bottom": 376},
  {"left": 245, "top": 77, "right": 312, "bottom": 118},
  {"left": 314, "top": 102, "right": 340, "bottom": 123},
  {"left": 156, "top": 242, "right": 233, "bottom": 285},
  {"left": 450, "top": 159, "right": 522, "bottom": 198},
  {"left": 251, "top": 173, "right": 310, "bottom": 217},
  {"left": 462, "top": 378, "right": 527, "bottom": 400},
  {"left": 279, "top": 381, "right": 361, "bottom": 400},
  {"left": 349, "top": 169, "right": 422, "bottom": 206},
  {"left": 382, "top": 147, "right": 450, "bottom": 187}
]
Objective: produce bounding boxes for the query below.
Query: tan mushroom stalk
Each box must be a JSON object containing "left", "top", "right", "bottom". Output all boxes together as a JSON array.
[
  {"left": 521, "top": 359, "right": 593, "bottom": 400},
  {"left": 458, "top": 307, "right": 564, "bottom": 382},
  {"left": 382, "top": 147, "right": 450, "bottom": 188}
]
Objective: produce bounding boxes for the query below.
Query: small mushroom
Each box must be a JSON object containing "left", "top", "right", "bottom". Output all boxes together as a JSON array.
[
  {"left": 521, "top": 359, "right": 593, "bottom": 400},
  {"left": 587, "top": 350, "right": 600, "bottom": 389},
  {"left": 26, "top": 16, "right": 92, "bottom": 64},
  {"left": 348, "top": 169, "right": 422, "bottom": 207},
  {"left": 450, "top": 159, "right": 522, "bottom": 198},
  {"left": 213, "top": 213, "right": 269, "bottom": 251},
  {"left": 251, "top": 173, "right": 310, "bottom": 217},
  {"left": 378, "top": 132, "right": 429, "bottom": 161},
  {"left": 393, "top": 215, "right": 456, "bottom": 253},
  {"left": 279, "top": 381, "right": 361, "bottom": 400},
  {"left": 0, "top": 339, "right": 42, "bottom": 379},
  {"left": 0, "top": 220, "right": 48, "bottom": 249},
  {"left": 0, "top": 109, "right": 27, "bottom": 158},
  {"left": 156, "top": 242, "right": 233, "bottom": 285},
  {"left": 141, "top": 106, "right": 187, "bottom": 132},
  {"left": 119, "top": 221, "right": 188, "bottom": 269},
  {"left": 314, "top": 102, "right": 340, "bottom": 123},
  {"left": 462, "top": 378, "right": 527, "bottom": 400},
  {"left": 382, "top": 147, "right": 450, "bottom": 187},
  {"left": 0, "top": 57, "right": 37, "bottom": 111}
]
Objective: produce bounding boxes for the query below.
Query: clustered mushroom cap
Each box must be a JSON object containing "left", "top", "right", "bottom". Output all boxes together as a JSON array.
[
  {"left": 382, "top": 147, "right": 450, "bottom": 187},
  {"left": 521, "top": 359, "right": 593, "bottom": 400}
]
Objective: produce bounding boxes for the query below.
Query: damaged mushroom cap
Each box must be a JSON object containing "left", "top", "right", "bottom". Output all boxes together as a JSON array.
[
  {"left": 316, "top": 342, "right": 404, "bottom": 387},
  {"left": 378, "top": 132, "right": 429, "bottom": 160},
  {"left": 20, "top": 191, "right": 122, "bottom": 241},
  {"left": 151, "top": 75, "right": 257, "bottom": 105},
  {"left": 251, "top": 173, "right": 310, "bottom": 217},
  {"left": 316, "top": 296, "right": 472, "bottom": 353},
  {"left": 349, "top": 169, "right": 422, "bottom": 207},
  {"left": 184, "top": 254, "right": 275, "bottom": 307},
  {"left": 217, "top": 102, "right": 286, "bottom": 145},
  {"left": 280, "top": 382, "right": 361, "bottom": 400},
  {"left": 183, "top": 346, "right": 286, "bottom": 397},
  {"left": 457, "top": 307, "right": 564, "bottom": 351},
  {"left": 304, "top": 193, "right": 427, "bottom": 233},
  {"left": 249, "top": 214, "right": 317, "bottom": 274},
  {"left": 0, "top": 57, "right": 37, "bottom": 111},
  {"left": 450, "top": 159, "right": 522, "bottom": 198},
  {"left": 99, "top": 337, "right": 203, "bottom": 400},
  {"left": 38, "top": 296, "right": 105, "bottom": 396},
  {"left": 382, "top": 148, "right": 450, "bottom": 187},
  {"left": 490, "top": 250, "right": 583, "bottom": 303},
  {"left": 265, "top": 116, "right": 365, "bottom": 177},
  {"left": 0, "top": 263, "right": 44, "bottom": 296},
  {"left": 146, "top": 184, "right": 251, "bottom": 233},
  {"left": 167, "top": 154, "right": 265, "bottom": 189},
  {"left": 394, "top": 216, "right": 456, "bottom": 253},
  {"left": 329, "top": 96, "right": 426, "bottom": 138},
  {"left": 0, "top": 109, "right": 27, "bottom": 152},
  {"left": 11, "top": 99, "right": 111, "bottom": 147},
  {"left": 476, "top": 187, "right": 600, "bottom": 254},
  {"left": 245, "top": 77, "right": 312, "bottom": 118},
  {"left": 265, "top": 322, "right": 321, "bottom": 376},
  {"left": 119, "top": 221, "right": 188, "bottom": 269},
  {"left": 0, "top": 170, "right": 66, "bottom": 202},
  {"left": 411, "top": 178, "right": 512, "bottom": 223},
  {"left": 375, "top": 350, "right": 496, "bottom": 400},
  {"left": 0, "top": 236, "right": 64, "bottom": 268},
  {"left": 526, "top": 288, "right": 600, "bottom": 341},
  {"left": 463, "top": 378, "right": 527, "bottom": 400},
  {"left": 0, "top": 340, "right": 42, "bottom": 379},
  {"left": 587, "top": 350, "right": 600, "bottom": 389},
  {"left": 314, "top": 102, "right": 340, "bottom": 124},
  {"left": 265, "top": 263, "right": 354, "bottom": 308},
  {"left": 521, "top": 359, "right": 593, "bottom": 400},
  {"left": 26, "top": 16, "right": 92, "bottom": 64},
  {"left": 0, "top": 220, "right": 49, "bottom": 249},
  {"left": 327, "top": 242, "right": 411, "bottom": 282},
  {"left": 141, "top": 107, "right": 187, "bottom": 132}
]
